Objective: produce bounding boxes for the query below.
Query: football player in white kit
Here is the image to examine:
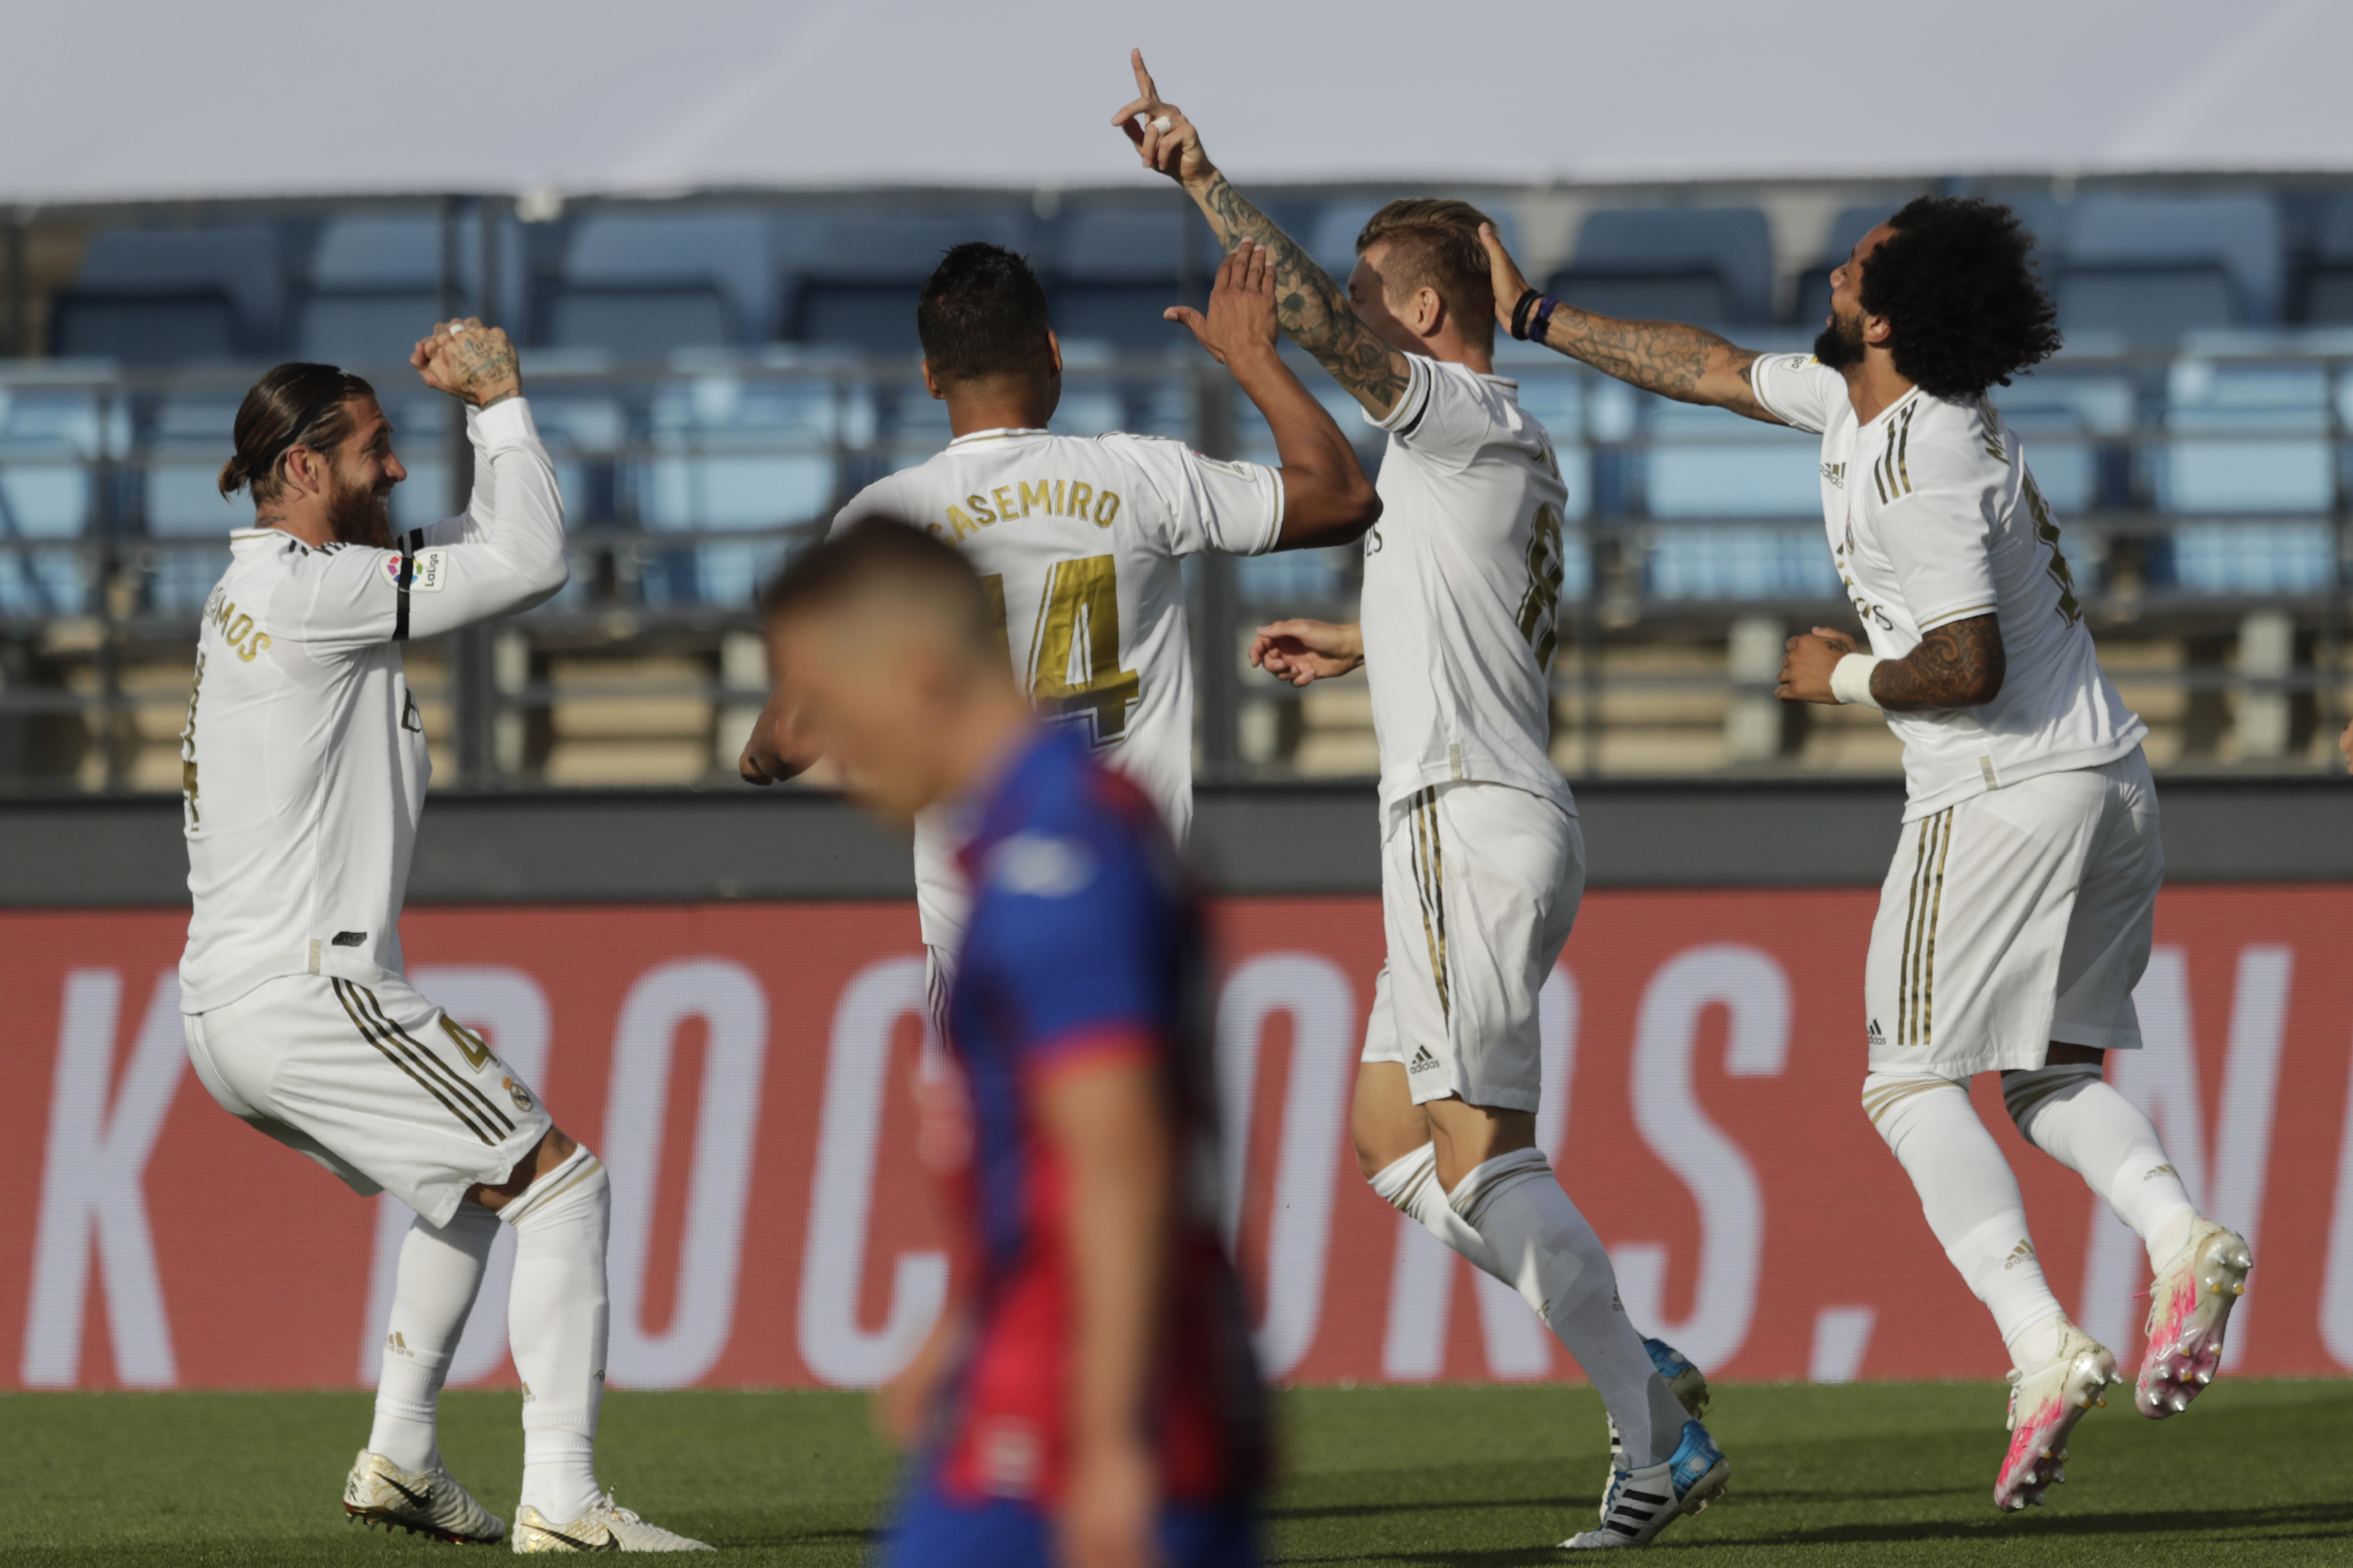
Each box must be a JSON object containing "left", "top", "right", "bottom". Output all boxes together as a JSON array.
[
  {"left": 182, "top": 327, "right": 707, "bottom": 1552},
  {"left": 1115, "top": 54, "right": 1724, "bottom": 1551},
  {"left": 741, "top": 237, "right": 1381, "bottom": 1012},
  {"left": 1477, "top": 199, "right": 2251, "bottom": 1511}
]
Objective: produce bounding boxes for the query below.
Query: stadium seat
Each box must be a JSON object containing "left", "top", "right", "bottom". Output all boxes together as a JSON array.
[
  {"left": 299, "top": 214, "right": 474, "bottom": 367},
  {"left": 51, "top": 227, "right": 286, "bottom": 363},
  {"left": 1047, "top": 204, "right": 1220, "bottom": 356},
  {"left": 541, "top": 211, "right": 771, "bottom": 359},
  {"left": 2158, "top": 347, "right": 2331, "bottom": 516},
  {"left": 787, "top": 211, "right": 1035, "bottom": 356},
  {"left": 1548, "top": 208, "right": 1773, "bottom": 332},
  {"left": 141, "top": 395, "right": 242, "bottom": 613},
  {"left": 2053, "top": 196, "right": 2282, "bottom": 344},
  {"left": 1642, "top": 395, "right": 1823, "bottom": 519},
  {"left": 1646, "top": 523, "right": 1839, "bottom": 600},
  {"left": 2298, "top": 196, "right": 2353, "bottom": 325},
  {"left": 2167, "top": 521, "right": 2336, "bottom": 594},
  {"left": 639, "top": 374, "right": 839, "bottom": 606},
  {"left": 0, "top": 377, "right": 104, "bottom": 617},
  {"left": 1995, "top": 369, "right": 2136, "bottom": 515}
]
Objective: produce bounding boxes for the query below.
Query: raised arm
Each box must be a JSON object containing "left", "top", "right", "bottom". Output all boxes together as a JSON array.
[
  {"left": 1166, "top": 239, "right": 1380, "bottom": 549},
  {"left": 1475, "top": 223, "right": 1784, "bottom": 427},
  {"left": 1114, "top": 50, "right": 1409, "bottom": 419}
]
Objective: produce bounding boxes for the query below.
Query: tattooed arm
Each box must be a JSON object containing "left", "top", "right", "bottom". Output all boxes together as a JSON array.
[
  {"left": 1112, "top": 52, "right": 1408, "bottom": 417},
  {"left": 1777, "top": 615, "right": 2006, "bottom": 710},
  {"left": 1472, "top": 222, "right": 1784, "bottom": 427}
]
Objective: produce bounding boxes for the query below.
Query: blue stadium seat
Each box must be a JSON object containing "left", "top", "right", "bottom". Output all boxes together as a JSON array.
[
  {"left": 1642, "top": 396, "right": 1822, "bottom": 519},
  {"left": 2158, "top": 349, "right": 2331, "bottom": 515},
  {"left": 2298, "top": 196, "right": 2353, "bottom": 325},
  {"left": 382, "top": 393, "right": 455, "bottom": 534},
  {"left": 142, "top": 395, "right": 241, "bottom": 612},
  {"left": 1549, "top": 209, "right": 1773, "bottom": 332},
  {"left": 2168, "top": 522, "right": 2335, "bottom": 594},
  {"left": 1048, "top": 205, "right": 1217, "bottom": 356},
  {"left": 2054, "top": 196, "right": 2282, "bottom": 344},
  {"left": 1995, "top": 370, "right": 2136, "bottom": 515},
  {"left": 1646, "top": 524, "right": 1839, "bottom": 600},
  {"left": 52, "top": 227, "right": 286, "bottom": 363},
  {"left": 542, "top": 211, "right": 771, "bottom": 359},
  {"left": 639, "top": 374, "right": 839, "bottom": 606},
  {"left": 0, "top": 378, "right": 104, "bottom": 617},
  {"left": 301, "top": 215, "right": 460, "bottom": 366},
  {"left": 1503, "top": 362, "right": 1594, "bottom": 522},
  {"left": 787, "top": 211, "right": 1036, "bottom": 356}
]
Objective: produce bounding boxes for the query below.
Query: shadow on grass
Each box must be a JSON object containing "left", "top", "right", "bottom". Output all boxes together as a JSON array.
[{"left": 1269, "top": 1482, "right": 1978, "bottom": 1523}]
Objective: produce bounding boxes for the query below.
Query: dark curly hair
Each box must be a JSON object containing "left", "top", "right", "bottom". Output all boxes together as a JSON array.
[{"left": 1858, "top": 196, "right": 2060, "bottom": 400}]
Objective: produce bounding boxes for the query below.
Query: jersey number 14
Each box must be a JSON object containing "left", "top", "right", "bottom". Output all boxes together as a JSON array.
[{"left": 983, "top": 554, "right": 1142, "bottom": 747}]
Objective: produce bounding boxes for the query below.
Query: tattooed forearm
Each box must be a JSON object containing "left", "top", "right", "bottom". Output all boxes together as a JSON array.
[
  {"left": 1872, "top": 614, "right": 2006, "bottom": 710},
  {"left": 1192, "top": 173, "right": 1406, "bottom": 414},
  {"left": 1535, "top": 308, "right": 1779, "bottom": 424}
]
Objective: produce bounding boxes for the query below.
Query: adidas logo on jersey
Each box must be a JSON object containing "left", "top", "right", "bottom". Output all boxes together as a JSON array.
[
  {"left": 1408, "top": 1046, "right": 1440, "bottom": 1073},
  {"left": 2003, "top": 1240, "right": 2037, "bottom": 1270},
  {"left": 1822, "top": 462, "right": 1846, "bottom": 488}
]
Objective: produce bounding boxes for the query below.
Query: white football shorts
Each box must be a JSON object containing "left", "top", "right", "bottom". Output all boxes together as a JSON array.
[
  {"left": 1866, "top": 748, "right": 2162, "bottom": 1079},
  {"left": 1361, "top": 780, "right": 1583, "bottom": 1113},
  {"left": 184, "top": 972, "right": 553, "bottom": 1226}
]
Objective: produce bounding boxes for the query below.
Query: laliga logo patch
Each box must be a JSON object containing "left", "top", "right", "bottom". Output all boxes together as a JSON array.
[{"left": 382, "top": 549, "right": 451, "bottom": 591}]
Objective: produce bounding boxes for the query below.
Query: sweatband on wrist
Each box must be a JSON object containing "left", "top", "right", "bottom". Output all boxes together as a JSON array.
[
  {"left": 1529, "top": 296, "right": 1560, "bottom": 344},
  {"left": 1509, "top": 289, "right": 1541, "bottom": 341},
  {"left": 1830, "top": 653, "right": 1884, "bottom": 709}
]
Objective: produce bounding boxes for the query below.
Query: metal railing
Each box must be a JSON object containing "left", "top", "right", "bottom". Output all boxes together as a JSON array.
[{"left": 1, "top": 343, "right": 2348, "bottom": 794}]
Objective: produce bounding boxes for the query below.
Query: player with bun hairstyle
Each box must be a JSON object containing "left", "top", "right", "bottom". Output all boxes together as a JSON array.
[
  {"left": 1480, "top": 197, "right": 2248, "bottom": 1510},
  {"left": 182, "top": 323, "right": 709, "bottom": 1552}
]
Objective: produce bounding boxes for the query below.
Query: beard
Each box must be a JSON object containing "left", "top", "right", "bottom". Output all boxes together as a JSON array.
[
  {"left": 1813, "top": 305, "right": 1868, "bottom": 371},
  {"left": 326, "top": 471, "right": 396, "bottom": 550}
]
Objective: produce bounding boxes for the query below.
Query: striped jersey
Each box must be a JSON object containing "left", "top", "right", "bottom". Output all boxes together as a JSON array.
[
  {"left": 1748, "top": 355, "right": 2146, "bottom": 821},
  {"left": 178, "top": 399, "right": 568, "bottom": 1013}
]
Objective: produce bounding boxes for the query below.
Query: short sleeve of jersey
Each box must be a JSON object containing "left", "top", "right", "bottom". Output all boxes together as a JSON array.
[
  {"left": 1746, "top": 353, "right": 1845, "bottom": 435},
  {"left": 271, "top": 545, "right": 402, "bottom": 650},
  {"left": 1878, "top": 485, "right": 2000, "bottom": 633},
  {"left": 831, "top": 474, "right": 900, "bottom": 537},
  {"left": 1107, "top": 435, "right": 1283, "bottom": 559},
  {"left": 1370, "top": 355, "right": 1493, "bottom": 465},
  {"left": 974, "top": 824, "right": 1168, "bottom": 1068}
]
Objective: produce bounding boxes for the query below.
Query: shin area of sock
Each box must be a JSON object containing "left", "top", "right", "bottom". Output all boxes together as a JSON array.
[
  {"left": 368, "top": 1201, "right": 497, "bottom": 1471},
  {"left": 505, "top": 1151, "right": 611, "bottom": 1523}
]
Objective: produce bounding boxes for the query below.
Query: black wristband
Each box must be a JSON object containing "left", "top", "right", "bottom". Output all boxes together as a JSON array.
[
  {"left": 1509, "top": 287, "right": 1541, "bottom": 341},
  {"left": 1529, "top": 296, "right": 1560, "bottom": 345}
]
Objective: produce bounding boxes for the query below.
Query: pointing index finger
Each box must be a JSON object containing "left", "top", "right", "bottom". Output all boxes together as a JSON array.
[{"left": 1130, "top": 47, "right": 1157, "bottom": 103}]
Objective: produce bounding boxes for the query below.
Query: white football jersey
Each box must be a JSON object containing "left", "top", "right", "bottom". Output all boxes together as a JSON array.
[
  {"left": 1748, "top": 354, "right": 2146, "bottom": 820},
  {"left": 834, "top": 426, "right": 1283, "bottom": 951},
  {"left": 1358, "top": 356, "right": 1575, "bottom": 820},
  {"left": 178, "top": 399, "right": 568, "bottom": 1013}
]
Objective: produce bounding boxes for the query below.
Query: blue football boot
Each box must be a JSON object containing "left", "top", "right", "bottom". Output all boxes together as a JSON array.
[{"left": 1564, "top": 1419, "right": 1729, "bottom": 1550}]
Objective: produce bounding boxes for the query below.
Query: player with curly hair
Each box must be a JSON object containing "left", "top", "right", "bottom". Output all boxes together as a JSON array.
[{"left": 1481, "top": 198, "right": 2249, "bottom": 1512}]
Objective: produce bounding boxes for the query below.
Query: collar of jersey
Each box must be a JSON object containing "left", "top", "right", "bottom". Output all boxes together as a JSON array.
[
  {"left": 1859, "top": 385, "right": 1925, "bottom": 429},
  {"left": 947, "top": 426, "right": 1051, "bottom": 447}
]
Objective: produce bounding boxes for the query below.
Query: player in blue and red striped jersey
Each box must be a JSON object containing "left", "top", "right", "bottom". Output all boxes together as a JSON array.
[{"left": 760, "top": 516, "right": 1265, "bottom": 1568}]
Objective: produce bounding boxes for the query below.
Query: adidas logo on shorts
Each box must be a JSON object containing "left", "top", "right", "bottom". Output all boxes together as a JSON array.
[
  {"left": 1868, "top": 1019, "right": 1884, "bottom": 1045},
  {"left": 1408, "top": 1046, "right": 1440, "bottom": 1073}
]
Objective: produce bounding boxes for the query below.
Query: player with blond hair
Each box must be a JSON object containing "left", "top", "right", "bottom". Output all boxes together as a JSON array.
[{"left": 1114, "top": 53, "right": 1722, "bottom": 1550}]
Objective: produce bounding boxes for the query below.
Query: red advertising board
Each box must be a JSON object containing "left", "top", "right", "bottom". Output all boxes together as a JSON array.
[{"left": 4, "top": 887, "right": 2349, "bottom": 1392}]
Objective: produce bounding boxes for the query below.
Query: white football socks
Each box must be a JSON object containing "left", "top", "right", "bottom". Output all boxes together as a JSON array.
[
  {"left": 1448, "top": 1148, "right": 1686, "bottom": 1468},
  {"left": 503, "top": 1146, "right": 611, "bottom": 1524},
  {"left": 2004, "top": 1062, "right": 2199, "bottom": 1273},
  {"left": 1863, "top": 1071, "right": 2065, "bottom": 1365},
  {"left": 369, "top": 1201, "right": 497, "bottom": 1473},
  {"left": 1369, "top": 1142, "right": 1505, "bottom": 1279}
]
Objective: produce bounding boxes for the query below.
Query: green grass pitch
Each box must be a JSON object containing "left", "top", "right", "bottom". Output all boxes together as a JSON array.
[{"left": 5, "top": 1380, "right": 2350, "bottom": 1564}]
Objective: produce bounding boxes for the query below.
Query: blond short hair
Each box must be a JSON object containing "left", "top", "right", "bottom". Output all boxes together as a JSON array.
[{"left": 1356, "top": 199, "right": 1497, "bottom": 352}]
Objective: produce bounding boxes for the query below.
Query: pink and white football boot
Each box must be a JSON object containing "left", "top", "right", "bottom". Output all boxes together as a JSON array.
[
  {"left": 2136, "top": 1218, "right": 2252, "bottom": 1419},
  {"left": 1994, "top": 1318, "right": 2115, "bottom": 1512}
]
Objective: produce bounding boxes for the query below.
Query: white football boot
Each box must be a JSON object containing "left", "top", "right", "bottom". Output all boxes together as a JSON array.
[
  {"left": 342, "top": 1449, "right": 506, "bottom": 1544},
  {"left": 1563, "top": 1419, "right": 1728, "bottom": 1550},
  {"left": 1601, "top": 1339, "right": 1712, "bottom": 1521},
  {"left": 2135, "top": 1219, "right": 2252, "bottom": 1419},
  {"left": 1994, "top": 1318, "right": 2115, "bottom": 1511},
  {"left": 512, "top": 1494, "right": 713, "bottom": 1552}
]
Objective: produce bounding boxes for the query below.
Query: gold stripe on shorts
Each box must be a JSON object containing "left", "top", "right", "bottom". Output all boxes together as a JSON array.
[
  {"left": 353, "top": 984, "right": 515, "bottom": 1137},
  {"left": 332, "top": 979, "right": 503, "bottom": 1146},
  {"left": 1898, "top": 810, "right": 1954, "bottom": 1046},
  {"left": 1409, "top": 787, "right": 1452, "bottom": 1026}
]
